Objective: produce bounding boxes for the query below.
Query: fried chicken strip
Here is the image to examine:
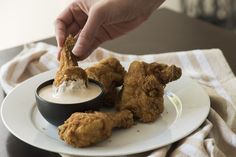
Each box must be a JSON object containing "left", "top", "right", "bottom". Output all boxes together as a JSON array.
[
  {"left": 85, "top": 57, "right": 126, "bottom": 107},
  {"left": 58, "top": 110, "right": 133, "bottom": 147},
  {"left": 118, "top": 61, "right": 182, "bottom": 123},
  {"left": 54, "top": 35, "right": 87, "bottom": 88}
]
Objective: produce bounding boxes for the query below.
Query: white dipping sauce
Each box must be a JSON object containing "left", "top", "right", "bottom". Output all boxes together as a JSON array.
[{"left": 39, "top": 82, "right": 102, "bottom": 104}]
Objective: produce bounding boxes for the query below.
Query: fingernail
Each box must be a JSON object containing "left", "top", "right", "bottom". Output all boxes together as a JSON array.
[
  {"left": 56, "top": 37, "right": 61, "bottom": 47},
  {"left": 72, "top": 38, "right": 81, "bottom": 56},
  {"left": 57, "top": 47, "right": 62, "bottom": 60}
]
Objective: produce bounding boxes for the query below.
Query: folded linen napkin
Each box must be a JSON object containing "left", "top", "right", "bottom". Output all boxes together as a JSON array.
[{"left": 1, "top": 43, "right": 236, "bottom": 157}]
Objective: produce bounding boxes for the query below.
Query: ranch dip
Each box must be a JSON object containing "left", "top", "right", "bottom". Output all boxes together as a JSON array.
[{"left": 39, "top": 81, "right": 101, "bottom": 104}]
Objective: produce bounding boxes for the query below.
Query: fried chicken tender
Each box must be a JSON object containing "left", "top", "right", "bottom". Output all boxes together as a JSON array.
[
  {"left": 54, "top": 35, "right": 87, "bottom": 87},
  {"left": 58, "top": 110, "right": 133, "bottom": 147},
  {"left": 118, "top": 61, "right": 182, "bottom": 123},
  {"left": 85, "top": 57, "right": 126, "bottom": 107}
]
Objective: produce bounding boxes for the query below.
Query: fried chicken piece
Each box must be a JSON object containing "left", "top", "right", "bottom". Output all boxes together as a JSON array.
[
  {"left": 117, "top": 61, "right": 182, "bottom": 123},
  {"left": 85, "top": 57, "right": 126, "bottom": 107},
  {"left": 54, "top": 35, "right": 87, "bottom": 87},
  {"left": 58, "top": 110, "right": 133, "bottom": 147}
]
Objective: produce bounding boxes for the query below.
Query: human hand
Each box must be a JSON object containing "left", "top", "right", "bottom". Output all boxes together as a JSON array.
[{"left": 55, "top": 0, "right": 165, "bottom": 60}]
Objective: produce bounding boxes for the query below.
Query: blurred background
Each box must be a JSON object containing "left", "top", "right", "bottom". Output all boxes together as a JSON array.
[
  {"left": 163, "top": 0, "right": 236, "bottom": 30},
  {"left": 1, "top": 0, "right": 236, "bottom": 51}
]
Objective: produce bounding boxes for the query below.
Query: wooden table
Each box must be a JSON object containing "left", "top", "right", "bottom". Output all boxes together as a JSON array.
[{"left": 0, "top": 8, "right": 236, "bottom": 157}]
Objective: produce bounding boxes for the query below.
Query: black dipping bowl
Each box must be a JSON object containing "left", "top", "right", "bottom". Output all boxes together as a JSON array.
[{"left": 35, "top": 79, "right": 104, "bottom": 126}]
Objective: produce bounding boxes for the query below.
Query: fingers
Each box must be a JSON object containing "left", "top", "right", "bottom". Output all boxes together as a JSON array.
[
  {"left": 56, "top": 1, "right": 107, "bottom": 60},
  {"left": 55, "top": 19, "right": 66, "bottom": 48},
  {"left": 55, "top": 5, "right": 74, "bottom": 48},
  {"left": 72, "top": 4, "right": 105, "bottom": 59},
  {"left": 57, "top": 47, "right": 62, "bottom": 61},
  {"left": 76, "top": 37, "right": 101, "bottom": 60},
  {"left": 55, "top": 2, "right": 86, "bottom": 60},
  {"left": 66, "top": 22, "right": 80, "bottom": 37}
]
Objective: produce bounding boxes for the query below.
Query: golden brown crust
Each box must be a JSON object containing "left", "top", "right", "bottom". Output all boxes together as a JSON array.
[
  {"left": 54, "top": 35, "right": 87, "bottom": 87},
  {"left": 85, "top": 57, "right": 126, "bottom": 107},
  {"left": 117, "top": 61, "right": 182, "bottom": 123},
  {"left": 58, "top": 110, "right": 133, "bottom": 147},
  {"left": 110, "top": 110, "right": 133, "bottom": 128}
]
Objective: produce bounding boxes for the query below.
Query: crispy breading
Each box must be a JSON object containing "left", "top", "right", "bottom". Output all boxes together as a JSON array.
[
  {"left": 54, "top": 35, "right": 87, "bottom": 87},
  {"left": 117, "top": 61, "right": 182, "bottom": 122},
  {"left": 85, "top": 57, "right": 126, "bottom": 107},
  {"left": 58, "top": 110, "right": 133, "bottom": 147}
]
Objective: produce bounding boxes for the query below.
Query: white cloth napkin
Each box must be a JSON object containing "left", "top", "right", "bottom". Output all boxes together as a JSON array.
[{"left": 1, "top": 43, "right": 236, "bottom": 157}]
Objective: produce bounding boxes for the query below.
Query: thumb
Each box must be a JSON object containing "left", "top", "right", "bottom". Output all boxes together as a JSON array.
[{"left": 72, "top": 6, "right": 104, "bottom": 59}]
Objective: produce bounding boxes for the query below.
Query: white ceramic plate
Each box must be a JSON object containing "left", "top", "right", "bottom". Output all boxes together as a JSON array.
[{"left": 1, "top": 62, "right": 210, "bottom": 156}]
